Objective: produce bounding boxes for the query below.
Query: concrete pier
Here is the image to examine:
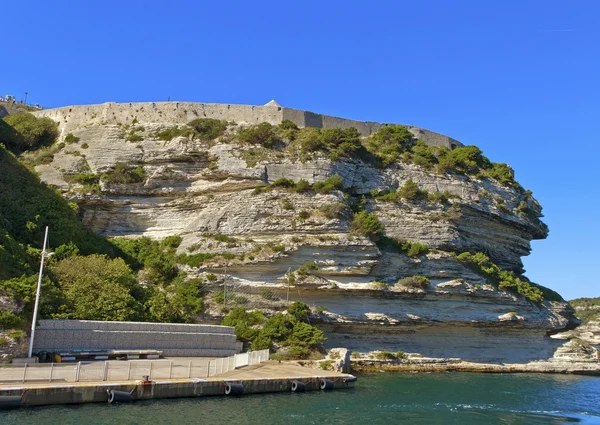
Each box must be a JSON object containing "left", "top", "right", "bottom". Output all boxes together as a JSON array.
[{"left": 0, "top": 362, "right": 356, "bottom": 408}]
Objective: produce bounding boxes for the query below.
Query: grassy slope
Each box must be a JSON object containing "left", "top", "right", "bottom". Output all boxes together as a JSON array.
[{"left": 0, "top": 141, "right": 118, "bottom": 281}]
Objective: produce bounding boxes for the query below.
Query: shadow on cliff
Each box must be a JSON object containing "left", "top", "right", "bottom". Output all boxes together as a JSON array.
[{"left": 0, "top": 139, "right": 124, "bottom": 280}]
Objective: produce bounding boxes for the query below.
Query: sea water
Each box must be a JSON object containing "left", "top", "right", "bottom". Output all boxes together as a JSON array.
[{"left": 3, "top": 372, "right": 600, "bottom": 424}]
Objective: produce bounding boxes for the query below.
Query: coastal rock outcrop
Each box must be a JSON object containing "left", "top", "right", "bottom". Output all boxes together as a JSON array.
[{"left": 25, "top": 102, "right": 577, "bottom": 365}]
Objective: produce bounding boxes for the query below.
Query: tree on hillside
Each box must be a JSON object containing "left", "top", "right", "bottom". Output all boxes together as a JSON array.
[
  {"left": 0, "top": 113, "right": 58, "bottom": 153},
  {"left": 51, "top": 255, "right": 144, "bottom": 321}
]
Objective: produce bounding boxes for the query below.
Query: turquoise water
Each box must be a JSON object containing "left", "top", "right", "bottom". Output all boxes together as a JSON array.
[{"left": 3, "top": 373, "right": 600, "bottom": 424}]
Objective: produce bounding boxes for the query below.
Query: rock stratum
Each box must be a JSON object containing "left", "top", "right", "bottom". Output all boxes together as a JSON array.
[{"left": 26, "top": 101, "right": 593, "bottom": 370}]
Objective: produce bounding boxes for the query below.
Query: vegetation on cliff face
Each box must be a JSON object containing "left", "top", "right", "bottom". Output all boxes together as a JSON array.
[
  {"left": 0, "top": 113, "right": 58, "bottom": 154},
  {"left": 569, "top": 298, "right": 600, "bottom": 323},
  {"left": 0, "top": 111, "right": 563, "bottom": 359},
  {"left": 455, "top": 252, "right": 563, "bottom": 303},
  {"left": 222, "top": 302, "right": 325, "bottom": 359}
]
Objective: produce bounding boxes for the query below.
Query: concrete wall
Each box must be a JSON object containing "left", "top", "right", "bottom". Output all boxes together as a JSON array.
[
  {"left": 33, "top": 320, "right": 240, "bottom": 357},
  {"left": 34, "top": 101, "right": 463, "bottom": 149}
]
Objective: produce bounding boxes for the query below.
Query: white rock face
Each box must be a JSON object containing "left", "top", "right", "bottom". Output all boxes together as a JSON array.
[{"left": 28, "top": 116, "right": 578, "bottom": 364}]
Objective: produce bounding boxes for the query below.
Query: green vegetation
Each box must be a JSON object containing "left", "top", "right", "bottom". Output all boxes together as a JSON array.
[
  {"left": 155, "top": 118, "right": 227, "bottom": 142},
  {"left": 455, "top": 252, "right": 561, "bottom": 303},
  {"left": 319, "top": 202, "right": 346, "bottom": 219},
  {"left": 0, "top": 113, "right": 58, "bottom": 153},
  {"left": 221, "top": 302, "right": 325, "bottom": 359},
  {"left": 101, "top": 162, "right": 146, "bottom": 184},
  {"left": 312, "top": 174, "right": 344, "bottom": 193},
  {"left": 187, "top": 118, "right": 227, "bottom": 141},
  {"left": 396, "top": 276, "right": 430, "bottom": 290},
  {"left": 374, "top": 351, "right": 403, "bottom": 360},
  {"left": 363, "top": 125, "right": 415, "bottom": 166},
  {"left": 569, "top": 298, "right": 600, "bottom": 324},
  {"left": 237, "top": 122, "right": 279, "bottom": 148},
  {"left": 253, "top": 174, "right": 344, "bottom": 196},
  {"left": 349, "top": 211, "right": 384, "bottom": 241},
  {"left": 64, "top": 133, "right": 80, "bottom": 144}
]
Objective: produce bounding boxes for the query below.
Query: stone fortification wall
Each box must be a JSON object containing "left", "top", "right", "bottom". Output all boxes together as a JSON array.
[
  {"left": 33, "top": 320, "right": 240, "bottom": 357},
  {"left": 34, "top": 101, "right": 462, "bottom": 149}
]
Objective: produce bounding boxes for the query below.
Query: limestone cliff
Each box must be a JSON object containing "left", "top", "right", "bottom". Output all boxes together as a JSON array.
[{"left": 28, "top": 102, "right": 577, "bottom": 364}]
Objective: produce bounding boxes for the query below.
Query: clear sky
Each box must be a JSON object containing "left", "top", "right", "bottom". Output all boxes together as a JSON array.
[{"left": 3, "top": 0, "right": 598, "bottom": 300}]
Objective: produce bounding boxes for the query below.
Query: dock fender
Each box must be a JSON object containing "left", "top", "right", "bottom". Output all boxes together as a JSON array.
[
  {"left": 108, "top": 389, "right": 134, "bottom": 404},
  {"left": 224, "top": 382, "right": 244, "bottom": 396},
  {"left": 0, "top": 395, "right": 21, "bottom": 410},
  {"left": 291, "top": 380, "right": 306, "bottom": 392},
  {"left": 320, "top": 378, "right": 334, "bottom": 391}
]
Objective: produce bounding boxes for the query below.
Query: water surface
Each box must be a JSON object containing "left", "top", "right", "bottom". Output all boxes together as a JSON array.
[{"left": 3, "top": 372, "right": 600, "bottom": 424}]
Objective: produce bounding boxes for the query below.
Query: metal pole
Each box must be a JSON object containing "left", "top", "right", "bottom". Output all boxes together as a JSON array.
[
  {"left": 188, "top": 360, "right": 192, "bottom": 378},
  {"left": 28, "top": 226, "right": 49, "bottom": 358},
  {"left": 169, "top": 361, "right": 173, "bottom": 379},
  {"left": 49, "top": 363, "right": 54, "bottom": 382},
  {"left": 103, "top": 361, "right": 108, "bottom": 381},
  {"left": 24, "top": 92, "right": 28, "bottom": 105},
  {"left": 223, "top": 264, "right": 227, "bottom": 307},
  {"left": 75, "top": 362, "right": 81, "bottom": 382},
  {"left": 287, "top": 267, "right": 291, "bottom": 302}
]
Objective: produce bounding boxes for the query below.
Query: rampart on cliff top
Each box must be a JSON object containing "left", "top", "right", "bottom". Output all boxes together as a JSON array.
[{"left": 33, "top": 100, "right": 462, "bottom": 149}]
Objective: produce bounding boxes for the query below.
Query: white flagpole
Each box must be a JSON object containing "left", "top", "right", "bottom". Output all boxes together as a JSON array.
[{"left": 28, "top": 226, "right": 49, "bottom": 358}]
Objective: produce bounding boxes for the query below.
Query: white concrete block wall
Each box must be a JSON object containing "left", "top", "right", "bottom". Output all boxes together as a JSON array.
[{"left": 33, "top": 320, "right": 240, "bottom": 357}]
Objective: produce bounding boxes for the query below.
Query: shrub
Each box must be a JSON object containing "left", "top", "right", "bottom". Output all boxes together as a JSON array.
[
  {"left": 187, "top": 118, "right": 227, "bottom": 141},
  {"left": 288, "top": 301, "right": 311, "bottom": 321},
  {"left": 156, "top": 126, "right": 193, "bottom": 141},
  {"left": 297, "top": 210, "right": 310, "bottom": 220},
  {"left": 294, "top": 179, "right": 311, "bottom": 193},
  {"left": 222, "top": 307, "right": 266, "bottom": 342},
  {"left": 320, "top": 127, "right": 362, "bottom": 159},
  {"left": 319, "top": 202, "right": 346, "bottom": 219},
  {"left": 437, "top": 145, "right": 491, "bottom": 175},
  {"left": 64, "top": 133, "right": 80, "bottom": 144},
  {"left": 400, "top": 241, "right": 429, "bottom": 257},
  {"left": 411, "top": 141, "right": 437, "bottom": 169},
  {"left": 126, "top": 132, "right": 143, "bottom": 142},
  {"left": 398, "top": 179, "right": 428, "bottom": 201},
  {"left": 0, "top": 113, "right": 58, "bottom": 153},
  {"left": 312, "top": 174, "right": 343, "bottom": 193},
  {"left": 81, "top": 143, "right": 89, "bottom": 149},
  {"left": 363, "top": 125, "right": 415, "bottom": 166},
  {"left": 487, "top": 162, "right": 520, "bottom": 188},
  {"left": 297, "top": 262, "right": 318, "bottom": 276},
  {"left": 375, "top": 351, "right": 398, "bottom": 360},
  {"left": 280, "top": 198, "right": 293, "bottom": 210},
  {"left": 279, "top": 120, "right": 298, "bottom": 130},
  {"left": 396, "top": 275, "right": 430, "bottom": 289},
  {"left": 295, "top": 128, "right": 325, "bottom": 154},
  {"left": 271, "top": 178, "right": 295, "bottom": 188},
  {"left": 237, "top": 122, "right": 279, "bottom": 148},
  {"left": 455, "top": 252, "right": 551, "bottom": 303},
  {"left": 213, "top": 233, "right": 236, "bottom": 243},
  {"left": 428, "top": 190, "right": 458, "bottom": 204},
  {"left": 101, "top": 163, "right": 146, "bottom": 184},
  {"left": 0, "top": 311, "right": 23, "bottom": 329},
  {"left": 350, "top": 211, "right": 384, "bottom": 241}
]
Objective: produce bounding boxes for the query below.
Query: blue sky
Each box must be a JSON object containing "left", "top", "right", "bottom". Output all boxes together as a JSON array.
[{"left": 3, "top": 0, "right": 598, "bottom": 299}]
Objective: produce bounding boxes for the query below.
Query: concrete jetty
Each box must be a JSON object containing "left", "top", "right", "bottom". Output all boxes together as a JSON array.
[{"left": 0, "top": 362, "right": 356, "bottom": 408}]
